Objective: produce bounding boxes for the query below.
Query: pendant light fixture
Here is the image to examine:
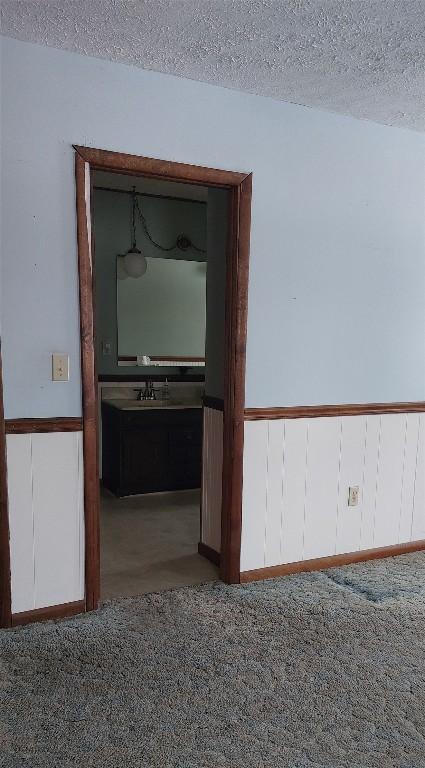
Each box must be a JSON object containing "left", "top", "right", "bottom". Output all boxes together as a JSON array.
[{"left": 123, "top": 187, "right": 147, "bottom": 278}]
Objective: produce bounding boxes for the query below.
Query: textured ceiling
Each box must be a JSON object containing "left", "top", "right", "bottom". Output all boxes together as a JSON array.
[{"left": 2, "top": 0, "right": 425, "bottom": 131}]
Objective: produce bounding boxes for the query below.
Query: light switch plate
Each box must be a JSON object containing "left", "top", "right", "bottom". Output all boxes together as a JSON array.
[{"left": 52, "top": 353, "right": 69, "bottom": 382}]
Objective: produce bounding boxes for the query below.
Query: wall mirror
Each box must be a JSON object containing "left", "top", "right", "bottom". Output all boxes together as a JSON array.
[{"left": 117, "top": 255, "right": 206, "bottom": 367}]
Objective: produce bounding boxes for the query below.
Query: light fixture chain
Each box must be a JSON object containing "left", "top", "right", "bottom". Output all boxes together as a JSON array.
[
  {"left": 131, "top": 188, "right": 137, "bottom": 249},
  {"left": 134, "top": 193, "right": 206, "bottom": 254}
]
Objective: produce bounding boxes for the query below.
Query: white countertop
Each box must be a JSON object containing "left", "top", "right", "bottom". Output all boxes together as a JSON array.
[{"left": 104, "top": 399, "right": 202, "bottom": 411}]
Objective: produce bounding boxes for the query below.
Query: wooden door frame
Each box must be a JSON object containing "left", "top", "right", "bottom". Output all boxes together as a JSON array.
[
  {"left": 0, "top": 340, "right": 12, "bottom": 627},
  {"left": 74, "top": 145, "right": 252, "bottom": 609}
]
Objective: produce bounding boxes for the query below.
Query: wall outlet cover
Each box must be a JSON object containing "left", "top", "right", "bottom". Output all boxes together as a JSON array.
[{"left": 348, "top": 486, "right": 359, "bottom": 507}]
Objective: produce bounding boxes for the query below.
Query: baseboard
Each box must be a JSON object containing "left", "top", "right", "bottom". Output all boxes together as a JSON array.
[
  {"left": 5, "top": 417, "right": 83, "bottom": 434},
  {"left": 198, "top": 541, "right": 221, "bottom": 566},
  {"left": 11, "top": 600, "right": 85, "bottom": 627},
  {"left": 240, "top": 539, "right": 425, "bottom": 583}
]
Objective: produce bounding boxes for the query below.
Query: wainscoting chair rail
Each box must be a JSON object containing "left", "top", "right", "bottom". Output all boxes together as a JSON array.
[
  {"left": 244, "top": 402, "right": 425, "bottom": 420},
  {"left": 5, "top": 417, "right": 83, "bottom": 434}
]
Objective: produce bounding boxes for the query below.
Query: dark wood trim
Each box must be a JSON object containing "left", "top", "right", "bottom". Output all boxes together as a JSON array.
[
  {"left": 5, "top": 417, "right": 83, "bottom": 435},
  {"left": 240, "top": 539, "right": 425, "bottom": 583},
  {"left": 221, "top": 176, "right": 252, "bottom": 584},
  {"left": 99, "top": 374, "right": 205, "bottom": 383},
  {"left": 74, "top": 146, "right": 249, "bottom": 188},
  {"left": 75, "top": 146, "right": 252, "bottom": 605},
  {"left": 11, "top": 600, "right": 85, "bottom": 627},
  {"left": 199, "top": 411, "right": 205, "bottom": 545},
  {"left": 203, "top": 395, "right": 224, "bottom": 411},
  {"left": 198, "top": 542, "right": 220, "bottom": 567},
  {"left": 244, "top": 401, "right": 425, "bottom": 420},
  {"left": 0, "top": 341, "right": 11, "bottom": 628},
  {"left": 75, "top": 153, "right": 101, "bottom": 612}
]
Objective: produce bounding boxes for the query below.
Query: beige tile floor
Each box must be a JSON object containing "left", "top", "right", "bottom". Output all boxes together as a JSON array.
[{"left": 100, "top": 487, "right": 219, "bottom": 599}]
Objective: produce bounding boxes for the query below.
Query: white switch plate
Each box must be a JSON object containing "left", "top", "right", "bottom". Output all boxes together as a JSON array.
[
  {"left": 348, "top": 486, "right": 359, "bottom": 507},
  {"left": 52, "top": 353, "right": 69, "bottom": 382}
]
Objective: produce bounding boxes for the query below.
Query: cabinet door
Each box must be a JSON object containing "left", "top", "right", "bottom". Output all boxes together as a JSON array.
[
  {"left": 121, "top": 425, "right": 168, "bottom": 494},
  {"left": 102, "top": 407, "right": 121, "bottom": 492},
  {"left": 169, "top": 424, "right": 202, "bottom": 489}
]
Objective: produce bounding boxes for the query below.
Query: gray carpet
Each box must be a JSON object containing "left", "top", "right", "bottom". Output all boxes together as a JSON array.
[{"left": 2, "top": 553, "right": 425, "bottom": 767}]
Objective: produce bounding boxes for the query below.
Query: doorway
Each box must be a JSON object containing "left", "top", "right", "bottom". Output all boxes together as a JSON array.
[
  {"left": 94, "top": 171, "right": 220, "bottom": 597},
  {"left": 75, "top": 147, "right": 252, "bottom": 611}
]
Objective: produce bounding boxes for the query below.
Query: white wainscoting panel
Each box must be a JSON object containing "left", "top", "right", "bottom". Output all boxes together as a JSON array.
[
  {"left": 335, "top": 416, "right": 367, "bottom": 555},
  {"left": 201, "top": 407, "right": 223, "bottom": 553},
  {"left": 374, "top": 415, "right": 406, "bottom": 548},
  {"left": 281, "top": 419, "right": 308, "bottom": 565},
  {"left": 7, "top": 431, "right": 85, "bottom": 613},
  {"left": 303, "top": 418, "right": 341, "bottom": 561},
  {"left": 412, "top": 414, "right": 425, "bottom": 541},
  {"left": 399, "top": 414, "right": 420, "bottom": 543},
  {"left": 358, "top": 415, "right": 380, "bottom": 550},
  {"left": 241, "top": 413, "right": 425, "bottom": 572},
  {"left": 7, "top": 435, "right": 35, "bottom": 613},
  {"left": 241, "top": 420, "right": 268, "bottom": 571}
]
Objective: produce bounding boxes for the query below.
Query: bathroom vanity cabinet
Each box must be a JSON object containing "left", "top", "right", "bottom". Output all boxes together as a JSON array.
[{"left": 101, "top": 401, "right": 202, "bottom": 497}]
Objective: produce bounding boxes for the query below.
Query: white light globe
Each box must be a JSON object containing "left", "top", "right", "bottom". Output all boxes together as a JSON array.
[
  {"left": 124, "top": 247, "right": 147, "bottom": 278},
  {"left": 117, "top": 255, "right": 129, "bottom": 280}
]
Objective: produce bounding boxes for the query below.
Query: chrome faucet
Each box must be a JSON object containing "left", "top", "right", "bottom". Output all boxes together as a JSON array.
[
  {"left": 145, "top": 380, "right": 156, "bottom": 400},
  {"left": 134, "top": 380, "right": 156, "bottom": 400}
]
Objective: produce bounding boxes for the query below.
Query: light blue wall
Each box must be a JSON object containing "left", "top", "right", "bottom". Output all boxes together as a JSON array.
[{"left": 1, "top": 37, "right": 425, "bottom": 417}]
